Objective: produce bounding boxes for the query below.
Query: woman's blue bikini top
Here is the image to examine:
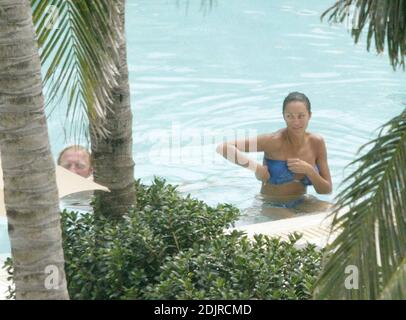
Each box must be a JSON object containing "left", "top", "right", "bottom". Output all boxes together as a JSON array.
[{"left": 264, "top": 158, "right": 319, "bottom": 186}]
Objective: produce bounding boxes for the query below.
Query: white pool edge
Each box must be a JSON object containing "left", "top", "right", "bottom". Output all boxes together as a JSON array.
[{"left": 229, "top": 210, "right": 338, "bottom": 249}]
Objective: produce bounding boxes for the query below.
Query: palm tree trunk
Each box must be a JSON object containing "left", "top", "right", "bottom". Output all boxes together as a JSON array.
[
  {"left": 90, "top": 0, "right": 136, "bottom": 217},
  {"left": 0, "top": 0, "right": 69, "bottom": 299}
]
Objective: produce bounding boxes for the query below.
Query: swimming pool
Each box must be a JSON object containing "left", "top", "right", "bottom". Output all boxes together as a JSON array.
[
  {"left": 43, "top": 1, "right": 406, "bottom": 221},
  {"left": 0, "top": 218, "right": 10, "bottom": 255}
]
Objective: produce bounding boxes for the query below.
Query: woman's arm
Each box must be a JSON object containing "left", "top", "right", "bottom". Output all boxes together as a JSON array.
[
  {"left": 306, "top": 137, "right": 332, "bottom": 194},
  {"left": 287, "top": 136, "right": 332, "bottom": 194},
  {"left": 216, "top": 134, "right": 271, "bottom": 180}
]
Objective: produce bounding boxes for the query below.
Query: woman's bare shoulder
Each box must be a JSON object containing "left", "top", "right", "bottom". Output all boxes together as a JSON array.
[
  {"left": 262, "top": 130, "right": 284, "bottom": 154},
  {"left": 269, "top": 128, "right": 286, "bottom": 138},
  {"left": 258, "top": 130, "right": 282, "bottom": 141},
  {"left": 308, "top": 132, "right": 326, "bottom": 151},
  {"left": 308, "top": 132, "right": 325, "bottom": 142}
]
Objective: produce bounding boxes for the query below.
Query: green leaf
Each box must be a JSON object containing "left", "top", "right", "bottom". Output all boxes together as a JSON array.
[
  {"left": 314, "top": 110, "right": 406, "bottom": 299},
  {"left": 32, "top": 0, "right": 121, "bottom": 142}
]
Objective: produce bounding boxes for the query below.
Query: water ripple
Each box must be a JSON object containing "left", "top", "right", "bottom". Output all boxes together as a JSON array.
[{"left": 89, "top": 0, "right": 406, "bottom": 220}]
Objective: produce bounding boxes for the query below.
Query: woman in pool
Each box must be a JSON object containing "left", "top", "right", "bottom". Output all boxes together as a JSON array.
[{"left": 216, "top": 92, "right": 332, "bottom": 217}]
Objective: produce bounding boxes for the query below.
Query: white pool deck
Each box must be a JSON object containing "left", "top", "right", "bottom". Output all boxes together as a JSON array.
[
  {"left": 0, "top": 211, "right": 337, "bottom": 300},
  {"left": 233, "top": 211, "right": 336, "bottom": 248}
]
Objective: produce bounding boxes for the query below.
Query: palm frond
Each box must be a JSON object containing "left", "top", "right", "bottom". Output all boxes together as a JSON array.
[
  {"left": 313, "top": 109, "right": 406, "bottom": 299},
  {"left": 321, "top": 0, "right": 406, "bottom": 70},
  {"left": 32, "top": 0, "right": 121, "bottom": 142},
  {"left": 379, "top": 258, "right": 406, "bottom": 299}
]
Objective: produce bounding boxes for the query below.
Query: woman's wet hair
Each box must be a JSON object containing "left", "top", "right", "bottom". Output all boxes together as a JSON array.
[{"left": 282, "top": 92, "right": 311, "bottom": 114}]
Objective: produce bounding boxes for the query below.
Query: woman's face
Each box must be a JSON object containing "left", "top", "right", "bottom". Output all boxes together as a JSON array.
[{"left": 283, "top": 101, "right": 311, "bottom": 133}]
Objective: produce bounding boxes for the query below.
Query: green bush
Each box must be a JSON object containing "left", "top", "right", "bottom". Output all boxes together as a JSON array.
[
  {"left": 59, "top": 177, "right": 239, "bottom": 299},
  {"left": 144, "top": 232, "right": 322, "bottom": 300},
  {"left": 3, "top": 177, "right": 323, "bottom": 300}
]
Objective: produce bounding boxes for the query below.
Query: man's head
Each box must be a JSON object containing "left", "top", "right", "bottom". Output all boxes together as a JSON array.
[{"left": 57, "top": 145, "right": 93, "bottom": 178}]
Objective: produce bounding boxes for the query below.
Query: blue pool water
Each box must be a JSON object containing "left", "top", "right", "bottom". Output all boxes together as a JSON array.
[
  {"left": 0, "top": 218, "right": 10, "bottom": 254},
  {"left": 46, "top": 0, "right": 405, "bottom": 216},
  {"left": 2, "top": 0, "right": 404, "bottom": 250}
]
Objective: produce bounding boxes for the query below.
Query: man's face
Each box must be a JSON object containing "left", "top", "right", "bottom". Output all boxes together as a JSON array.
[{"left": 59, "top": 149, "right": 93, "bottom": 178}]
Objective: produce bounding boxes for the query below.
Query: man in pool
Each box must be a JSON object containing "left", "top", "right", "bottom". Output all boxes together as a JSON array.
[
  {"left": 57, "top": 145, "right": 93, "bottom": 178},
  {"left": 216, "top": 91, "right": 332, "bottom": 218}
]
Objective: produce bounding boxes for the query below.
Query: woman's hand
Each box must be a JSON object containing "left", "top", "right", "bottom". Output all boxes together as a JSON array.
[
  {"left": 287, "top": 158, "right": 313, "bottom": 175},
  {"left": 255, "top": 164, "right": 270, "bottom": 183}
]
